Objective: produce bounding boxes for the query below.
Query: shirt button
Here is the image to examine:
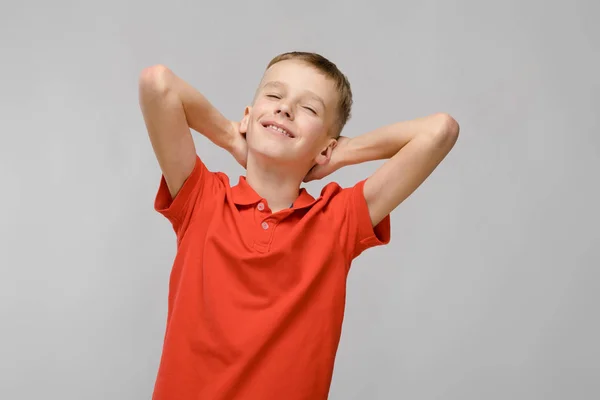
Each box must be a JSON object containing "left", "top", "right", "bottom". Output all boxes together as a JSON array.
[
  {"left": 261, "top": 221, "right": 269, "bottom": 230},
  {"left": 257, "top": 202, "right": 265, "bottom": 211}
]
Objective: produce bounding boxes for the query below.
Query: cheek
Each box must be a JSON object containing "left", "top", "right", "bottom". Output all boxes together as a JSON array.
[
  {"left": 301, "top": 119, "right": 328, "bottom": 142},
  {"left": 246, "top": 124, "right": 261, "bottom": 143}
]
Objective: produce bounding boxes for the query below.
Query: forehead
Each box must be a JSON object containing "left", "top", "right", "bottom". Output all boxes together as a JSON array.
[{"left": 260, "top": 60, "right": 337, "bottom": 105}]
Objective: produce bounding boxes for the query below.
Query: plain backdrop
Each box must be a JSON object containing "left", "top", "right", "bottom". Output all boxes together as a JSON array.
[{"left": 1, "top": 0, "right": 599, "bottom": 399}]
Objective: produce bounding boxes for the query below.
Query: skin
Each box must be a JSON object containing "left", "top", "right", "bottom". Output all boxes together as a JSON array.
[
  {"left": 139, "top": 59, "right": 459, "bottom": 226},
  {"left": 237, "top": 60, "right": 341, "bottom": 212}
]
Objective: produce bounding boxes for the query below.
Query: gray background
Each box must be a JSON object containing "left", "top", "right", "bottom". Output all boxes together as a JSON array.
[{"left": 1, "top": 0, "right": 598, "bottom": 399}]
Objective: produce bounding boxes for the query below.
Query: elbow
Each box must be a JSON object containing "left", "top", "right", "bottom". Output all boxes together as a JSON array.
[
  {"left": 138, "top": 64, "right": 173, "bottom": 95},
  {"left": 432, "top": 112, "right": 460, "bottom": 145}
]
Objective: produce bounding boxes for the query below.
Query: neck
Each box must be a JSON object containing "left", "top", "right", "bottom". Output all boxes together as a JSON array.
[{"left": 245, "top": 154, "right": 307, "bottom": 213}]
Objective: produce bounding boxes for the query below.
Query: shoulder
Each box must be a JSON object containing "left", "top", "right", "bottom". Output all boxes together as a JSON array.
[
  {"left": 154, "top": 155, "right": 231, "bottom": 221},
  {"left": 318, "top": 179, "right": 367, "bottom": 201},
  {"left": 312, "top": 179, "right": 391, "bottom": 259},
  {"left": 312, "top": 179, "right": 370, "bottom": 216}
]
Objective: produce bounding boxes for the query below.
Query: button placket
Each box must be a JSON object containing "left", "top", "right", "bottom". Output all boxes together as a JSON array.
[{"left": 253, "top": 217, "right": 276, "bottom": 251}]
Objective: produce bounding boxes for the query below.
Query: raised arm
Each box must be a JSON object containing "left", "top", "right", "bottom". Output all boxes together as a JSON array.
[
  {"left": 305, "top": 113, "right": 459, "bottom": 226},
  {"left": 348, "top": 113, "right": 459, "bottom": 226},
  {"left": 138, "top": 65, "right": 242, "bottom": 199}
]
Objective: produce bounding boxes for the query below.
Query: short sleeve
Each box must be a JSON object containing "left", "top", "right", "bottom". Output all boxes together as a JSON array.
[
  {"left": 347, "top": 179, "right": 391, "bottom": 259},
  {"left": 154, "top": 155, "right": 218, "bottom": 238},
  {"left": 324, "top": 179, "right": 391, "bottom": 262}
]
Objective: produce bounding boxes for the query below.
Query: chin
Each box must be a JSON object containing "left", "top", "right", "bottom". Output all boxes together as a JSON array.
[{"left": 248, "top": 143, "right": 294, "bottom": 164}]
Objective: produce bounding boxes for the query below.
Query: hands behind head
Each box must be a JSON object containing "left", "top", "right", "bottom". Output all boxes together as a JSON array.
[
  {"left": 303, "top": 136, "right": 350, "bottom": 182},
  {"left": 229, "top": 120, "right": 248, "bottom": 168}
]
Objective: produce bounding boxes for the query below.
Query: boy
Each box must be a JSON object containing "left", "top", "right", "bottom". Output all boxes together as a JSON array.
[{"left": 138, "top": 51, "right": 459, "bottom": 400}]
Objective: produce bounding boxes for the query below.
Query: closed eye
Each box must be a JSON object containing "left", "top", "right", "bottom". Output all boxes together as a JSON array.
[
  {"left": 266, "top": 94, "right": 281, "bottom": 99},
  {"left": 304, "top": 107, "right": 317, "bottom": 115}
]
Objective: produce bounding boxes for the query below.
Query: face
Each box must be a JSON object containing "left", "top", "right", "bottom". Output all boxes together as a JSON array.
[{"left": 240, "top": 60, "right": 339, "bottom": 170}]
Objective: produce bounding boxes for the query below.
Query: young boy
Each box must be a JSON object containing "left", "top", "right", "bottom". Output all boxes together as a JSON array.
[{"left": 138, "top": 51, "right": 459, "bottom": 400}]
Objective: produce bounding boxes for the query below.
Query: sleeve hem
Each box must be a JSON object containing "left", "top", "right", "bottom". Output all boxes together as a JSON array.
[
  {"left": 351, "top": 179, "right": 391, "bottom": 256},
  {"left": 154, "top": 155, "right": 205, "bottom": 224}
]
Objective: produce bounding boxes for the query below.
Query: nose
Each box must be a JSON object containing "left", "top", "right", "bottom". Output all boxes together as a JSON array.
[{"left": 275, "top": 101, "right": 293, "bottom": 119}]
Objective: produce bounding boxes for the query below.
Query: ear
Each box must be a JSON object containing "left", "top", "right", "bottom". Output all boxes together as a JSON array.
[
  {"left": 314, "top": 138, "right": 338, "bottom": 165},
  {"left": 240, "top": 106, "right": 252, "bottom": 134}
]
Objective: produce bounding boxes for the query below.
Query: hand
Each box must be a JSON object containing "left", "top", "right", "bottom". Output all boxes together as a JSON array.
[
  {"left": 303, "top": 136, "right": 351, "bottom": 182},
  {"left": 228, "top": 120, "right": 248, "bottom": 168}
]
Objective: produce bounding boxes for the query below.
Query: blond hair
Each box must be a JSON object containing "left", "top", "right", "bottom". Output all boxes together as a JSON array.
[{"left": 266, "top": 51, "right": 353, "bottom": 138}]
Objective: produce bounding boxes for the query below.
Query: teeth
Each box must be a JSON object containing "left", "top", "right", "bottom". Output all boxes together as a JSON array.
[{"left": 267, "top": 124, "right": 292, "bottom": 137}]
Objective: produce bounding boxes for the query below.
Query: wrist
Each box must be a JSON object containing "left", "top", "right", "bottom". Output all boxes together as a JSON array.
[
  {"left": 222, "top": 121, "right": 238, "bottom": 152},
  {"left": 333, "top": 136, "right": 355, "bottom": 168}
]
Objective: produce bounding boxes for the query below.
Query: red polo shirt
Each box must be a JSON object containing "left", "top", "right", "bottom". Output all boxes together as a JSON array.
[{"left": 152, "top": 155, "right": 390, "bottom": 400}]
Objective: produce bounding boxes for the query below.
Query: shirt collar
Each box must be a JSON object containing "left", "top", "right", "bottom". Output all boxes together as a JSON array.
[{"left": 231, "top": 176, "right": 318, "bottom": 209}]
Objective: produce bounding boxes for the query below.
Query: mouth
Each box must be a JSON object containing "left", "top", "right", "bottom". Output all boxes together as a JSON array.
[{"left": 261, "top": 121, "right": 295, "bottom": 138}]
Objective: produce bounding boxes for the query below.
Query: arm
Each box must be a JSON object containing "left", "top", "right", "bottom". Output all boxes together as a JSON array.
[
  {"left": 338, "top": 113, "right": 459, "bottom": 226},
  {"left": 138, "top": 65, "right": 241, "bottom": 199}
]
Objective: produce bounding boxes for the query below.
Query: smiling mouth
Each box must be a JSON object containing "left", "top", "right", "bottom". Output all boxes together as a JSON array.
[{"left": 262, "top": 123, "right": 295, "bottom": 138}]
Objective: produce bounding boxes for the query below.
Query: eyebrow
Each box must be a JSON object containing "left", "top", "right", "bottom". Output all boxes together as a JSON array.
[{"left": 262, "top": 81, "right": 326, "bottom": 109}]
